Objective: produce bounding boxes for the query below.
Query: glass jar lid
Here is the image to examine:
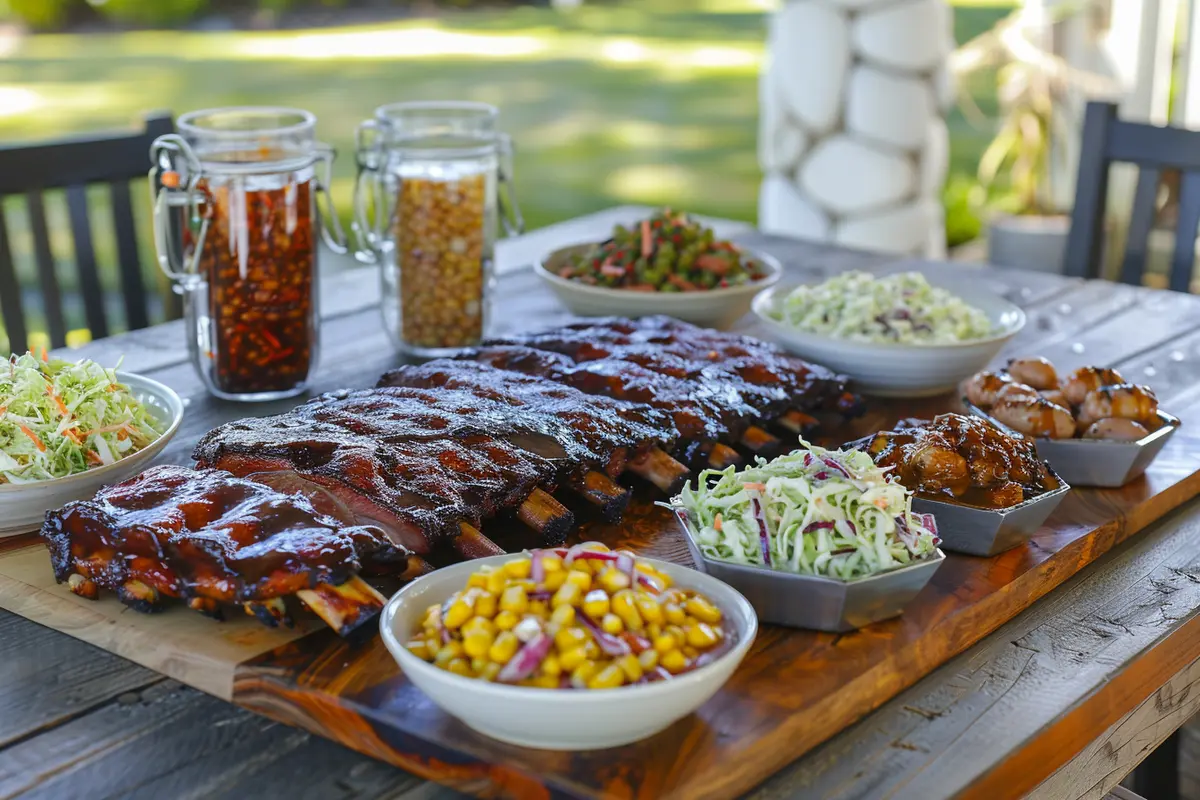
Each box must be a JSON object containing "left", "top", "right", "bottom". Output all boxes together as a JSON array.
[
  {"left": 178, "top": 106, "right": 318, "bottom": 173},
  {"left": 373, "top": 101, "right": 500, "bottom": 159}
]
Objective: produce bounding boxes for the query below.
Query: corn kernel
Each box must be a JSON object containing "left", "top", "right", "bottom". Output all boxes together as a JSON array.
[
  {"left": 583, "top": 640, "right": 600, "bottom": 659},
  {"left": 638, "top": 649, "right": 659, "bottom": 670},
  {"left": 555, "top": 626, "right": 589, "bottom": 652},
  {"left": 635, "top": 562, "right": 656, "bottom": 575},
  {"left": 612, "top": 589, "right": 643, "bottom": 631},
  {"left": 565, "top": 570, "right": 592, "bottom": 592},
  {"left": 503, "top": 558, "right": 531, "bottom": 579},
  {"left": 527, "top": 674, "right": 561, "bottom": 689},
  {"left": 470, "top": 655, "right": 489, "bottom": 674},
  {"left": 463, "top": 628, "right": 495, "bottom": 659},
  {"left": 636, "top": 595, "right": 664, "bottom": 625},
  {"left": 543, "top": 571, "right": 567, "bottom": 592},
  {"left": 434, "top": 640, "right": 464, "bottom": 667},
  {"left": 569, "top": 558, "right": 593, "bottom": 575},
  {"left": 424, "top": 634, "right": 441, "bottom": 657},
  {"left": 423, "top": 603, "right": 441, "bottom": 624},
  {"left": 655, "top": 632, "right": 680, "bottom": 654},
  {"left": 617, "top": 653, "right": 643, "bottom": 683},
  {"left": 552, "top": 581, "right": 581, "bottom": 609},
  {"left": 500, "top": 585, "right": 528, "bottom": 614},
  {"left": 587, "top": 663, "right": 626, "bottom": 689},
  {"left": 541, "top": 554, "right": 564, "bottom": 573},
  {"left": 446, "top": 657, "right": 473, "bottom": 677},
  {"left": 550, "top": 604, "right": 576, "bottom": 629},
  {"left": 488, "top": 631, "right": 519, "bottom": 664},
  {"left": 540, "top": 654, "right": 563, "bottom": 677},
  {"left": 406, "top": 639, "right": 430, "bottom": 660},
  {"left": 683, "top": 646, "right": 699, "bottom": 659},
  {"left": 559, "top": 646, "right": 589, "bottom": 672},
  {"left": 493, "top": 610, "right": 519, "bottom": 631},
  {"left": 664, "top": 602, "right": 686, "bottom": 625},
  {"left": 478, "top": 662, "right": 502, "bottom": 682},
  {"left": 466, "top": 570, "right": 488, "bottom": 589},
  {"left": 661, "top": 649, "right": 688, "bottom": 674},
  {"left": 473, "top": 590, "right": 497, "bottom": 619},
  {"left": 570, "top": 660, "right": 599, "bottom": 688},
  {"left": 601, "top": 613, "right": 624, "bottom": 635},
  {"left": 686, "top": 622, "right": 719, "bottom": 649},
  {"left": 486, "top": 568, "right": 508, "bottom": 595},
  {"left": 666, "top": 624, "right": 687, "bottom": 647},
  {"left": 443, "top": 598, "right": 473, "bottom": 630},
  {"left": 647, "top": 622, "right": 663, "bottom": 640},
  {"left": 461, "top": 616, "right": 495, "bottom": 636},
  {"left": 582, "top": 590, "right": 610, "bottom": 619},
  {"left": 529, "top": 599, "right": 549, "bottom": 618},
  {"left": 514, "top": 617, "right": 543, "bottom": 642},
  {"left": 598, "top": 567, "right": 631, "bottom": 594},
  {"left": 685, "top": 595, "right": 722, "bottom": 624}
]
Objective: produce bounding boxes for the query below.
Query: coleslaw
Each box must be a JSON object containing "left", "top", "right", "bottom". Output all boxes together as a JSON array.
[
  {"left": 769, "top": 271, "right": 993, "bottom": 344},
  {"left": 672, "top": 441, "right": 939, "bottom": 581},
  {"left": 0, "top": 352, "right": 165, "bottom": 484}
]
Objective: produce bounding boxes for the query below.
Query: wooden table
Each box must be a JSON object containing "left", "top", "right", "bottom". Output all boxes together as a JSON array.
[{"left": 4, "top": 207, "right": 1200, "bottom": 799}]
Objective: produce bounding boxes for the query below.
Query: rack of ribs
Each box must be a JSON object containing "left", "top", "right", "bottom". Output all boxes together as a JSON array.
[
  {"left": 461, "top": 315, "right": 859, "bottom": 466},
  {"left": 40, "top": 465, "right": 426, "bottom": 635},
  {"left": 194, "top": 378, "right": 680, "bottom": 558}
]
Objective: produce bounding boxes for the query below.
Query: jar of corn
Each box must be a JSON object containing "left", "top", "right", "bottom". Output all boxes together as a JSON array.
[{"left": 353, "top": 102, "right": 524, "bottom": 357}]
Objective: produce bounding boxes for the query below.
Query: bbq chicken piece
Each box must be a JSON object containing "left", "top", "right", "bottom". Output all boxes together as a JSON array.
[
  {"left": 852, "top": 413, "right": 1057, "bottom": 508},
  {"left": 40, "top": 465, "right": 424, "bottom": 635}
]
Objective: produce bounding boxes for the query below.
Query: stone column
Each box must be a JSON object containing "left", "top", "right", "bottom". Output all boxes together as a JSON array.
[{"left": 758, "top": 0, "right": 955, "bottom": 257}]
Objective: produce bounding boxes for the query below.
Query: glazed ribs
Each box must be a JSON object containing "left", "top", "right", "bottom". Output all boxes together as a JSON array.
[
  {"left": 466, "top": 315, "right": 858, "bottom": 464},
  {"left": 41, "top": 465, "right": 425, "bottom": 634}
]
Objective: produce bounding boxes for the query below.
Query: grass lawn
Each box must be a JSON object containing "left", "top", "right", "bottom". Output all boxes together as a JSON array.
[{"left": 0, "top": 0, "right": 1013, "bottom": 351}]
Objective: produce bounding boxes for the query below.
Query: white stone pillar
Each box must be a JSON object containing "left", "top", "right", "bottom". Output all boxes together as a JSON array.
[{"left": 758, "top": 0, "right": 955, "bottom": 258}]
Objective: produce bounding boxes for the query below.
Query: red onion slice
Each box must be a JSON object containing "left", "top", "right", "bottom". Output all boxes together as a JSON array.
[
  {"left": 748, "top": 491, "right": 772, "bottom": 566},
  {"left": 578, "top": 613, "right": 632, "bottom": 657},
  {"left": 803, "top": 521, "right": 835, "bottom": 533},
  {"left": 531, "top": 549, "right": 546, "bottom": 584},
  {"left": 496, "top": 632, "right": 552, "bottom": 683}
]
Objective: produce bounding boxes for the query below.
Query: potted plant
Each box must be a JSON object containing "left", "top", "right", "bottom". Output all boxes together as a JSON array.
[{"left": 955, "top": 6, "right": 1119, "bottom": 272}]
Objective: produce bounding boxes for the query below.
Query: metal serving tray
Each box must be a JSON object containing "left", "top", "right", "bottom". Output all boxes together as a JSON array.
[
  {"left": 965, "top": 401, "right": 1180, "bottom": 489},
  {"left": 673, "top": 512, "right": 945, "bottom": 633},
  {"left": 912, "top": 474, "right": 1069, "bottom": 557}
]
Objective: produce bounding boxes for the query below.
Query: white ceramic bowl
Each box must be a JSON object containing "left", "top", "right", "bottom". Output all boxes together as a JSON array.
[
  {"left": 534, "top": 242, "right": 782, "bottom": 329},
  {"left": 751, "top": 280, "right": 1026, "bottom": 397},
  {"left": 379, "top": 553, "right": 758, "bottom": 750},
  {"left": 0, "top": 372, "right": 184, "bottom": 537}
]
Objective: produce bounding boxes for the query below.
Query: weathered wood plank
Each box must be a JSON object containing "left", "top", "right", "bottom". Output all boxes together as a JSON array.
[
  {"left": 0, "top": 611, "right": 163, "bottom": 748},
  {"left": 0, "top": 679, "right": 457, "bottom": 800}
]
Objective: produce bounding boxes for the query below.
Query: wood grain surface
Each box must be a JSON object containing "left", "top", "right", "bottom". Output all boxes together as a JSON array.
[{"left": 4, "top": 220, "right": 1200, "bottom": 799}]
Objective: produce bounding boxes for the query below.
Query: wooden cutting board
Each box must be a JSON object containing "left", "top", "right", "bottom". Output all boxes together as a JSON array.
[{"left": 4, "top": 397, "right": 1200, "bottom": 799}]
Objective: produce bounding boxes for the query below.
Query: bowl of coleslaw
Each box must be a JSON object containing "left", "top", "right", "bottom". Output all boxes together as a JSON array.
[
  {"left": 0, "top": 355, "right": 183, "bottom": 537},
  {"left": 667, "top": 441, "right": 945, "bottom": 632},
  {"left": 751, "top": 271, "right": 1025, "bottom": 397}
]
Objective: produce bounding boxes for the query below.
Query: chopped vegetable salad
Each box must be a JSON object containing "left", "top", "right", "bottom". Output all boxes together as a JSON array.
[
  {"left": 0, "top": 352, "right": 164, "bottom": 484},
  {"left": 673, "top": 441, "right": 939, "bottom": 581}
]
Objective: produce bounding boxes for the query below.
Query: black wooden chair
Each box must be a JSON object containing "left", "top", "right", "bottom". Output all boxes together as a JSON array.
[
  {"left": 0, "top": 112, "right": 176, "bottom": 354},
  {"left": 1065, "top": 100, "right": 1200, "bottom": 291}
]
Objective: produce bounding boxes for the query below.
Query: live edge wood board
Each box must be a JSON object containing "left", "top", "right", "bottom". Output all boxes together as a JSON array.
[{"left": 3, "top": 229, "right": 1200, "bottom": 800}]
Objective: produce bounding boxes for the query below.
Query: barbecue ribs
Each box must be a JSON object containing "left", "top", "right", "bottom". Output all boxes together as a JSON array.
[{"left": 40, "top": 465, "right": 423, "bottom": 634}]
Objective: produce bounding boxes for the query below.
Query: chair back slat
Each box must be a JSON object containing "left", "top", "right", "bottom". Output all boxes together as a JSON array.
[
  {"left": 1067, "top": 101, "right": 1200, "bottom": 291},
  {"left": 65, "top": 184, "right": 108, "bottom": 341},
  {"left": 0, "top": 205, "right": 27, "bottom": 354},
  {"left": 109, "top": 181, "right": 149, "bottom": 331},
  {"left": 1119, "top": 167, "right": 1161, "bottom": 287},
  {"left": 0, "top": 113, "right": 173, "bottom": 350},
  {"left": 26, "top": 190, "right": 68, "bottom": 348},
  {"left": 1171, "top": 171, "right": 1200, "bottom": 293}
]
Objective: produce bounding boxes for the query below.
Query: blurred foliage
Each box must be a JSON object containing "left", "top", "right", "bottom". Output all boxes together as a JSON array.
[
  {"left": 91, "top": 0, "right": 210, "bottom": 26},
  {"left": 2, "top": 0, "right": 74, "bottom": 28},
  {"left": 943, "top": 175, "right": 984, "bottom": 249}
]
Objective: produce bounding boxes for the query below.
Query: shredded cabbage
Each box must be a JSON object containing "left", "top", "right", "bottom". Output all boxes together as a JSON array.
[
  {"left": 671, "top": 440, "right": 939, "bottom": 581},
  {"left": 769, "top": 271, "right": 994, "bottom": 344},
  {"left": 0, "top": 352, "right": 164, "bottom": 484}
]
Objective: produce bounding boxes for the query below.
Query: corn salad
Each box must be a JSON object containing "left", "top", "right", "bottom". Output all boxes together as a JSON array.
[{"left": 407, "top": 542, "right": 728, "bottom": 689}]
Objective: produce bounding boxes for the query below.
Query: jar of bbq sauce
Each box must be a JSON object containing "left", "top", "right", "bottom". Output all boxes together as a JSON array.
[
  {"left": 352, "top": 102, "right": 524, "bottom": 357},
  {"left": 149, "top": 107, "right": 346, "bottom": 401}
]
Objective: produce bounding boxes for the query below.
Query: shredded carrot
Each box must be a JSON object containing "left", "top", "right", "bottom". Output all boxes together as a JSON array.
[
  {"left": 116, "top": 429, "right": 129, "bottom": 441},
  {"left": 873, "top": 497, "right": 889, "bottom": 509},
  {"left": 46, "top": 386, "right": 69, "bottom": 417},
  {"left": 86, "top": 450, "right": 103, "bottom": 466},
  {"left": 640, "top": 219, "right": 652, "bottom": 258},
  {"left": 19, "top": 425, "right": 46, "bottom": 452},
  {"left": 40, "top": 347, "right": 49, "bottom": 363},
  {"left": 742, "top": 482, "right": 767, "bottom": 492},
  {"left": 63, "top": 428, "right": 84, "bottom": 445},
  {"left": 713, "top": 513, "right": 723, "bottom": 532}
]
